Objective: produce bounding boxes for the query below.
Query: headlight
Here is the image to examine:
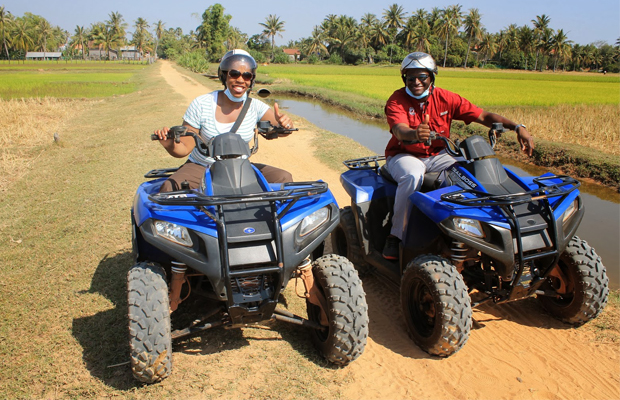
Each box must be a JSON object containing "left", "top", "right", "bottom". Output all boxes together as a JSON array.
[
  {"left": 453, "top": 217, "right": 485, "bottom": 238},
  {"left": 299, "top": 207, "right": 330, "bottom": 237},
  {"left": 562, "top": 198, "right": 579, "bottom": 226},
  {"left": 154, "top": 220, "right": 193, "bottom": 247}
]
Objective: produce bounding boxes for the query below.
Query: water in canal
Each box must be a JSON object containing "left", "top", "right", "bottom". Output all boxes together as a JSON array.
[{"left": 271, "top": 96, "right": 620, "bottom": 289}]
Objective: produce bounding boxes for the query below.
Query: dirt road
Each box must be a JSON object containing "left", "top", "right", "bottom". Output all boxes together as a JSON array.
[{"left": 159, "top": 60, "right": 619, "bottom": 400}]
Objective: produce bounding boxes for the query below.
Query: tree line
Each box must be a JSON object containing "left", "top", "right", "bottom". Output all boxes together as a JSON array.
[{"left": 1, "top": 4, "right": 618, "bottom": 72}]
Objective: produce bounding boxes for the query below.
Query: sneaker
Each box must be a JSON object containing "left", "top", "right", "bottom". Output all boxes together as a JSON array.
[{"left": 382, "top": 235, "right": 400, "bottom": 260}]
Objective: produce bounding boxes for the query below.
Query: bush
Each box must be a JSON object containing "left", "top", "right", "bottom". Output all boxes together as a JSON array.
[
  {"left": 307, "top": 54, "right": 320, "bottom": 64},
  {"left": 327, "top": 53, "right": 342, "bottom": 65},
  {"left": 273, "top": 52, "right": 291, "bottom": 64},
  {"left": 176, "top": 50, "right": 211, "bottom": 73}
]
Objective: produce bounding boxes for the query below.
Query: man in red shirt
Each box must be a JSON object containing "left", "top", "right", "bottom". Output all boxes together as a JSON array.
[{"left": 382, "top": 52, "right": 534, "bottom": 260}]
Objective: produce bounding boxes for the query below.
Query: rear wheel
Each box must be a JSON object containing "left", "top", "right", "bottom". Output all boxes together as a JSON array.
[
  {"left": 401, "top": 255, "right": 471, "bottom": 357},
  {"left": 331, "top": 206, "right": 371, "bottom": 274},
  {"left": 538, "top": 236, "right": 609, "bottom": 325},
  {"left": 127, "top": 262, "right": 172, "bottom": 383},
  {"left": 307, "top": 254, "right": 369, "bottom": 365}
]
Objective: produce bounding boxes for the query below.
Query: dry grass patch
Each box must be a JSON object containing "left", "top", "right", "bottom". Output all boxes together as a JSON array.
[
  {"left": 0, "top": 98, "right": 93, "bottom": 191},
  {"left": 488, "top": 104, "right": 620, "bottom": 156}
]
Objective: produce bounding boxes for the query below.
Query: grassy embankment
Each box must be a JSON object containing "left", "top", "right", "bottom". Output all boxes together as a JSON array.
[
  {"left": 253, "top": 64, "right": 620, "bottom": 188},
  {"left": 0, "top": 61, "right": 366, "bottom": 399}
]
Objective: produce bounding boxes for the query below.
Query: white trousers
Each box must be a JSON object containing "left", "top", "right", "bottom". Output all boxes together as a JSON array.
[{"left": 386, "top": 150, "right": 459, "bottom": 239}]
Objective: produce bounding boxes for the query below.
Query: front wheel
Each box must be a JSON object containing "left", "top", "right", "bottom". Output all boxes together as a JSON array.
[
  {"left": 401, "top": 255, "right": 472, "bottom": 357},
  {"left": 307, "top": 254, "right": 369, "bottom": 365},
  {"left": 331, "top": 206, "right": 371, "bottom": 274},
  {"left": 538, "top": 236, "right": 609, "bottom": 325},
  {"left": 127, "top": 262, "right": 172, "bottom": 383}
]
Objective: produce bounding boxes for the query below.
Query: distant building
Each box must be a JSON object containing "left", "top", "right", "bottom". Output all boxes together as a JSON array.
[
  {"left": 120, "top": 46, "right": 142, "bottom": 60},
  {"left": 88, "top": 48, "right": 118, "bottom": 60},
  {"left": 283, "top": 48, "right": 301, "bottom": 62},
  {"left": 25, "top": 52, "right": 62, "bottom": 60}
]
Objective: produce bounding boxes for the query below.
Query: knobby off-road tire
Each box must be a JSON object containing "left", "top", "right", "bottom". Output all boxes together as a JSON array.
[
  {"left": 307, "top": 254, "right": 369, "bottom": 365},
  {"left": 538, "top": 236, "right": 609, "bottom": 326},
  {"left": 331, "top": 206, "right": 371, "bottom": 274},
  {"left": 127, "top": 262, "right": 172, "bottom": 383},
  {"left": 401, "top": 254, "right": 472, "bottom": 357}
]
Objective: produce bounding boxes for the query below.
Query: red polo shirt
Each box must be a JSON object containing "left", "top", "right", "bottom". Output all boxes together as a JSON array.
[{"left": 384, "top": 87, "right": 482, "bottom": 158}]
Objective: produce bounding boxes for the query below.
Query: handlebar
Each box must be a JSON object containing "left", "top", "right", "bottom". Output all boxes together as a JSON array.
[
  {"left": 256, "top": 120, "right": 298, "bottom": 139},
  {"left": 150, "top": 125, "right": 192, "bottom": 143}
]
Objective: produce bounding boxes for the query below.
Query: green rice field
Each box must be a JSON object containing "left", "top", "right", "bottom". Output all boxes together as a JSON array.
[
  {"left": 259, "top": 64, "right": 620, "bottom": 107},
  {"left": 0, "top": 61, "right": 148, "bottom": 99}
]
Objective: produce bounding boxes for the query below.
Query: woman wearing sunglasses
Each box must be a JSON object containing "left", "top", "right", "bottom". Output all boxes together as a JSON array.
[
  {"left": 154, "top": 49, "right": 294, "bottom": 192},
  {"left": 381, "top": 52, "right": 535, "bottom": 260}
]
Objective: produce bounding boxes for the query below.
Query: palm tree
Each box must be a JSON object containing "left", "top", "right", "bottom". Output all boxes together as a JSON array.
[
  {"left": 327, "top": 15, "right": 357, "bottom": 59},
  {"left": 106, "top": 11, "right": 127, "bottom": 56},
  {"left": 91, "top": 22, "right": 121, "bottom": 60},
  {"left": 304, "top": 25, "right": 329, "bottom": 60},
  {"left": 463, "top": 8, "right": 482, "bottom": 67},
  {"left": 11, "top": 19, "right": 34, "bottom": 58},
  {"left": 437, "top": 4, "right": 463, "bottom": 67},
  {"left": 0, "top": 6, "right": 13, "bottom": 61},
  {"left": 226, "top": 27, "right": 246, "bottom": 50},
  {"left": 259, "top": 14, "right": 285, "bottom": 61},
  {"left": 478, "top": 32, "right": 497, "bottom": 66},
  {"left": 71, "top": 25, "right": 87, "bottom": 60},
  {"left": 359, "top": 13, "right": 378, "bottom": 62},
  {"left": 154, "top": 20, "right": 165, "bottom": 58},
  {"left": 382, "top": 3, "right": 407, "bottom": 63},
  {"left": 532, "top": 14, "right": 551, "bottom": 71},
  {"left": 518, "top": 25, "right": 535, "bottom": 70},
  {"left": 132, "top": 17, "right": 150, "bottom": 57},
  {"left": 551, "top": 29, "right": 572, "bottom": 71},
  {"left": 369, "top": 20, "right": 389, "bottom": 50},
  {"left": 36, "top": 19, "right": 53, "bottom": 56}
]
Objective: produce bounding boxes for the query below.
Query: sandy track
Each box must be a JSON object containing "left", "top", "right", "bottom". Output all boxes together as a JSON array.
[{"left": 158, "top": 60, "right": 619, "bottom": 400}]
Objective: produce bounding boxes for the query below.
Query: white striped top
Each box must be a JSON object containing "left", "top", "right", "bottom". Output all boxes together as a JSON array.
[{"left": 183, "top": 91, "right": 270, "bottom": 166}]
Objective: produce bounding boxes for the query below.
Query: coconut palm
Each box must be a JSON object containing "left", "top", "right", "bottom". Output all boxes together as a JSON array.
[
  {"left": 551, "top": 29, "right": 572, "bottom": 71},
  {"left": 36, "top": 19, "right": 53, "bottom": 55},
  {"left": 518, "top": 25, "right": 535, "bottom": 70},
  {"left": 0, "top": 6, "right": 13, "bottom": 60},
  {"left": 463, "top": 8, "right": 483, "bottom": 67},
  {"left": 304, "top": 25, "right": 329, "bottom": 59},
  {"left": 259, "top": 14, "right": 285, "bottom": 61},
  {"left": 478, "top": 32, "right": 497, "bottom": 66},
  {"left": 369, "top": 20, "right": 389, "bottom": 50},
  {"left": 437, "top": 4, "right": 463, "bottom": 67},
  {"left": 71, "top": 25, "right": 87, "bottom": 60},
  {"left": 382, "top": 3, "right": 407, "bottom": 63},
  {"left": 327, "top": 15, "right": 358, "bottom": 59},
  {"left": 132, "top": 17, "right": 150, "bottom": 56},
  {"left": 11, "top": 18, "right": 34, "bottom": 58},
  {"left": 532, "top": 14, "right": 551, "bottom": 71},
  {"left": 154, "top": 20, "right": 165, "bottom": 58}
]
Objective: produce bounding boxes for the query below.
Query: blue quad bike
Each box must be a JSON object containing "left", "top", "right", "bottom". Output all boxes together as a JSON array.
[
  {"left": 129, "top": 123, "right": 368, "bottom": 383},
  {"left": 332, "top": 123, "right": 608, "bottom": 357}
]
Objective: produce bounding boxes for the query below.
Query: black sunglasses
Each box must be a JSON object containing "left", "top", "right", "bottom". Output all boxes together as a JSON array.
[
  {"left": 227, "top": 69, "right": 254, "bottom": 81},
  {"left": 406, "top": 74, "right": 430, "bottom": 83}
]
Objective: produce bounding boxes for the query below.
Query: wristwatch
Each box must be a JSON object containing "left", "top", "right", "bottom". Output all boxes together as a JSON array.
[{"left": 515, "top": 124, "right": 527, "bottom": 132}]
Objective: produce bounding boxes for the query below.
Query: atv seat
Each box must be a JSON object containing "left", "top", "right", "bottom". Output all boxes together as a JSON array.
[{"left": 380, "top": 165, "right": 441, "bottom": 193}]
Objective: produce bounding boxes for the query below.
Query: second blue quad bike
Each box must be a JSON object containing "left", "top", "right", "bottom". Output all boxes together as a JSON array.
[
  {"left": 332, "top": 123, "right": 608, "bottom": 357},
  {"left": 129, "top": 123, "right": 368, "bottom": 383}
]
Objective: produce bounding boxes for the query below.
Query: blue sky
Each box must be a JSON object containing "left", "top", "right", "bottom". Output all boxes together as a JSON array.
[{"left": 3, "top": 0, "right": 619, "bottom": 46}]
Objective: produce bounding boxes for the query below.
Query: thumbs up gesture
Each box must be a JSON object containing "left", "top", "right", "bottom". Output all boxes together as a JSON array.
[
  {"left": 274, "top": 102, "right": 293, "bottom": 130},
  {"left": 416, "top": 114, "right": 431, "bottom": 142}
]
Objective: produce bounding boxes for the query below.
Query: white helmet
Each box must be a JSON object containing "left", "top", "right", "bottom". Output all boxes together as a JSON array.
[
  {"left": 218, "top": 49, "right": 258, "bottom": 88},
  {"left": 400, "top": 52, "right": 438, "bottom": 83}
]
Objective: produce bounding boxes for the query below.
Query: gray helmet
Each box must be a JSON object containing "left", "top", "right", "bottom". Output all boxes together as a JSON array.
[
  {"left": 400, "top": 52, "right": 438, "bottom": 83},
  {"left": 218, "top": 49, "right": 258, "bottom": 88}
]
